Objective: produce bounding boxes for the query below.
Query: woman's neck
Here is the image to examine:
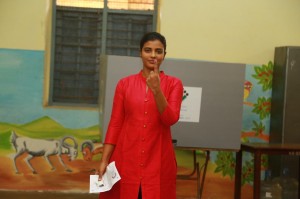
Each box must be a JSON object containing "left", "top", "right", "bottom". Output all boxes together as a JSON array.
[{"left": 142, "top": 69, "right": 150, "bottom": 78}]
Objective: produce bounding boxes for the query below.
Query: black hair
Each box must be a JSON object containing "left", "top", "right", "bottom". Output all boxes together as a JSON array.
[{"left": 139, "top": 32, "right": 167, "bottom": 53}]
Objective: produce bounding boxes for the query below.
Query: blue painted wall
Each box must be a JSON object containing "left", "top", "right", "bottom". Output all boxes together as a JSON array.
[{"left": 0, "top": 49, "right": 99, "bottom": 128}]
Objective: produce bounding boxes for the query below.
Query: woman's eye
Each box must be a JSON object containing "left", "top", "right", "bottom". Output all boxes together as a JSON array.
[
  {"left": 143, "top": 48, "right": 163, "bottom": 54},
  {"left": 156, "top": 49, "right": 163, "bottom": 54}
]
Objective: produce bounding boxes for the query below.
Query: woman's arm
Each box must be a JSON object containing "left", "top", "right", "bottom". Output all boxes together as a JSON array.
[
  {"left": 97, "top": 80, "right": 125, "bottom": 180},
  {"left": 151, "top": 84, "right": 168, "bottom": 114},
  {"left": 146, "top": 65, "right": 168, "bottom": 114},
  {"left": 147, "top": 65, "right": 183, "bottom": 126},
  {"left": 159, "top": 79, "right": 183, "bottom": 126},
  {"left": 98, "top": 143, "right": 115, "bottom": 180}
]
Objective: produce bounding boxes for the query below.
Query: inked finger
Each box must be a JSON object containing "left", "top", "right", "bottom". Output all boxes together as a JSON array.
[{"left": 153, "top": 63, "right": 159, "bottom": 74}]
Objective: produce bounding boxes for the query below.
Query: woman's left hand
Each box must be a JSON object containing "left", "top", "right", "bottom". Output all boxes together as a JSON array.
[{"left": 146, "top": 63, "right": 161, "bottom": 94}]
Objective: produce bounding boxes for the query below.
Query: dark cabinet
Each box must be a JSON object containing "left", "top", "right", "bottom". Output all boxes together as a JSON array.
[{"left": 270, "top": 46, "right": 300, "bottom": 178}]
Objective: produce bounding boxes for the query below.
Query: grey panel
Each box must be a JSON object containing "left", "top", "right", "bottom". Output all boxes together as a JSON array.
[{"left": 102, "top": 55, "right": 245, "bottom": 150}]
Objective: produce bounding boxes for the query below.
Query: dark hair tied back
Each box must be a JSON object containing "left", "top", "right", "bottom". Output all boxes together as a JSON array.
[{"left": 140, "top": 32, "right": 167, "bottom": 52}]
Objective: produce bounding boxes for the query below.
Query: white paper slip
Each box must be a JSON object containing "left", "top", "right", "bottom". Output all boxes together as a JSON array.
[{"left": 89, "top": 161, "right": 121, "bottom": 193}]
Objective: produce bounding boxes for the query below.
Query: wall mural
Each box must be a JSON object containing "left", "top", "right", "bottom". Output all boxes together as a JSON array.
[
  {"left": 0, "top": 49, "right": 101, "bottom": 191},
  {"left": 0, "top": 48, "right": 272, "bottom": 198},
  {"left": 211, "top": 61, "right": 273, "bottom": 189},
  {"left": 0, "top": 116, "right": 101, "bottom": 191}
]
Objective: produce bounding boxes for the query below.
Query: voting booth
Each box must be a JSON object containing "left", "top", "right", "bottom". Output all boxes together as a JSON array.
[{"left": 100, "top": 55, "right": 245, "bottom": 151}]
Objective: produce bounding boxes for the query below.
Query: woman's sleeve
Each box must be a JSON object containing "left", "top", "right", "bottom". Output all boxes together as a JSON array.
[
  {"left": 104, "top": 80, "right": 125, "bottom": 145},
  {"left": 160, "top": 78, "right": 183, "bottom": 126}
]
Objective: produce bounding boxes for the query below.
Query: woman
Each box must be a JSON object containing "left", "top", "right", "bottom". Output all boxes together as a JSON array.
[{"left": 98, "top": 32, "right": 183, "bottom": 199}]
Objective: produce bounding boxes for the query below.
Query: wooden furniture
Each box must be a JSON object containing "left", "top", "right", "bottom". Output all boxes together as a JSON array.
[
  {"left": 176, "top": 147, "right": 210, "bottom": 199},
  {"left": 234, "top": 143, "right": 300, "bottom": 199}
]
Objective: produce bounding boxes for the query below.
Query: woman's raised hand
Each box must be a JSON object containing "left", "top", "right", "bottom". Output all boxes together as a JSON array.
[{"left": 146, "top": 60, "right": 161, "bottom": 94}]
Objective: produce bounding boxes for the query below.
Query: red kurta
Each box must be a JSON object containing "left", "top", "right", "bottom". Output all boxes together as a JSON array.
[{"left": 100, "top": 71, "right": 183, "bottom": 199}]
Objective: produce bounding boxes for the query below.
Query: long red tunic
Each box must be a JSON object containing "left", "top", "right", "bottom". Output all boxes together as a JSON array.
[{"left": 99, "top": 71, "right": 183, "bottom": 199}]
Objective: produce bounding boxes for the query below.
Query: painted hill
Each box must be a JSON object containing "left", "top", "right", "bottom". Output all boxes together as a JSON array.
[
  {"left": 20, "top": 116, "right": 65, "bottom": 131},
  {"left": 0, "top": 116, "right": 102, "bottom": 150},
  {"left": 0, "top": 122, "right": 20, "bottom": 132}
]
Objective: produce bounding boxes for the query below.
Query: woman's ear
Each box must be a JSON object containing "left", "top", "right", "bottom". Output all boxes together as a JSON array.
[{"left": 163, "top": 52, "right": 167, "bottom": 60}]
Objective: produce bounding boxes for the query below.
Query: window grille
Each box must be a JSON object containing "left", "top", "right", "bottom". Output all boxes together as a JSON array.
[
  {"left": 106, "top": 13, "right": 153, "bottom": 56},
  {"left": 56, "top": 0, "right": 154, "bottom": 10},
  {"left": 50, "top": 0, "right": 157, "bottom": 106}
]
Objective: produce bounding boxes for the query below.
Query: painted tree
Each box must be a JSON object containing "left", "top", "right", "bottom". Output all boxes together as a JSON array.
[{"left": 214, "top": 61, "right": 273, "bottom": 185}]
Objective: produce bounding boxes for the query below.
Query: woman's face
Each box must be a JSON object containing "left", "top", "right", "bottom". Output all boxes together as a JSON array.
[{"left": 140, "top": 39, "right": 165, "bottom": 72}]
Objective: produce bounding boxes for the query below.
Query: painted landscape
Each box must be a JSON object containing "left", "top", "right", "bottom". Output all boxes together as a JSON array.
[
  {"left": 0, "top": 116, "right": 253, "bottom": 198},
  {"left": 0, "top": 116, "right": 101, "bottom": 190}
]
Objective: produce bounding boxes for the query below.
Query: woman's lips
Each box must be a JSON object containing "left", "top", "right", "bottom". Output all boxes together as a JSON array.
[{"left": 149, "top": 59, "right": 157, "bottom": 64}]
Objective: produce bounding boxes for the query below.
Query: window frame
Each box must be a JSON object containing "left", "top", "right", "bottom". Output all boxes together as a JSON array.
[{"left": 45, "top": 0, "right": 158, "bottom": 109}]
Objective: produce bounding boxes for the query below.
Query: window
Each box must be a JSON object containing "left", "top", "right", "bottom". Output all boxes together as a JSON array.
[{"left": 49, "top": 0, "right": 157, "bottom": 107}]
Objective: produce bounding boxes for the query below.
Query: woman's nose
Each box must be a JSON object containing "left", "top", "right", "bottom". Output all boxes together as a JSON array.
[{"left": 151, "top": 50, "right": 156, "bottom": 57}]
